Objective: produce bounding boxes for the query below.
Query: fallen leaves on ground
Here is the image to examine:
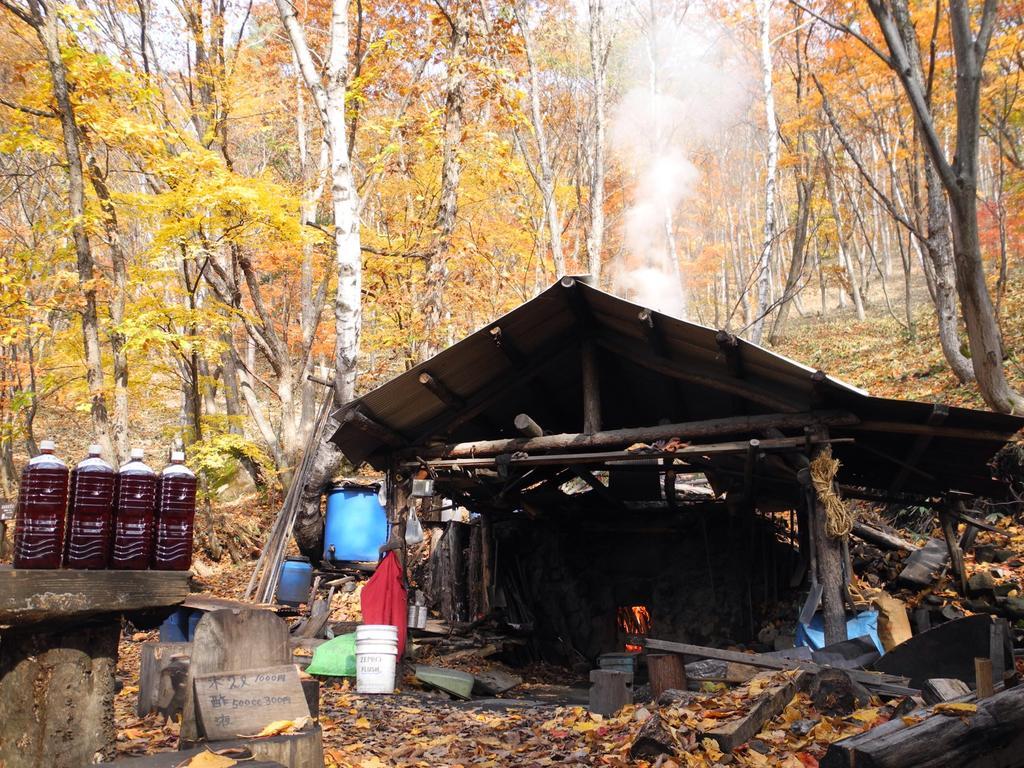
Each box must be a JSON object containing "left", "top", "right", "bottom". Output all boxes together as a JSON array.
[{"left": 183, "top": 750, "right": 238, "bottom": 767}]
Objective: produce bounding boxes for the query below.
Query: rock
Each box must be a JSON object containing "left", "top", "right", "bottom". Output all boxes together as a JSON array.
[
  {"left": 975, "top": 546, "right": 1014, "bottom": 564},
  {"left": 790, "top": 719, "right": 817, "bottom": 737},
  {"left": 634, "top": 706, "right": 652, "bottom": 722},
  {"left": 1003, "top": 597, "right": 1024, "bottom": 621},
  {"left": 809, "top": 669, "right": 872, "bottom": 716},
  {"left": 214, "top": 467, "right": 257, "bottom": 502},
  {"left": 630, "top": 711, "right": 678, "bottom": 759},
  {"left": 964, "top": 597, "right": 996, "bottom": 613},
  {"left": 967, "top": 571, "right": 997, "bottom": 597},
  {"left": 656, "top": 688, "right": 701, "bottom": 708},
  {"left": 748, "top": 739, "right": 771, "bottom": 754},
  {"left": 993, "top": 582, "right": 1019, "bottom": 598}
]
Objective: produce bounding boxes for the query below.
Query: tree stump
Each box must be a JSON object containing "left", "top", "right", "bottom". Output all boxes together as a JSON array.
[
  {"left": 0, "top": 620, "right": 120, "bottom": 767},
  {"left": 648, "top": 653, "right": 687, "bottom": 700}
]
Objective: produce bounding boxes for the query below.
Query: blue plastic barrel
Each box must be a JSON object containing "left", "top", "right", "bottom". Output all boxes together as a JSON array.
[
  {"left": 324, "top": 484, "right": 387, "bottom": 563},
  {"left": 277, "top": 555, "right": 314, "bottom": 606}
]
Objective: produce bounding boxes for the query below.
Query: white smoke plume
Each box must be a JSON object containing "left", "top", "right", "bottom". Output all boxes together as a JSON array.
[{"left": 606, "top": 8, "right": 752, "bottom": 319}]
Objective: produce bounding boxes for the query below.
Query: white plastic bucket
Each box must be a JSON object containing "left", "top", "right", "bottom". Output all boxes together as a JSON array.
[{"left": 355, "top": 624, "right": 399, "bottom": 694}]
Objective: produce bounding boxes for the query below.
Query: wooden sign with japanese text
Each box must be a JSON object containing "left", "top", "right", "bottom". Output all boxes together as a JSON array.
[{"left": 193, "top": 664, "right": 310, "bottom": 740}]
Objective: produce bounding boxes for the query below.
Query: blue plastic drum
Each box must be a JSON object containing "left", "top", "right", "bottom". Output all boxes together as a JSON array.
[
  {"left": 277, "top": 555, "right": 313, "bottom": 606},
  {"left": 324, "top": 484, "right": 388, "bottom": 563}
]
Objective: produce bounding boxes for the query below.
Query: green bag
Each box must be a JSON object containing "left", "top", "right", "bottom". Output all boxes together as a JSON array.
[{"left": 305, "top": 632, "right": 357, "bottom": 677}]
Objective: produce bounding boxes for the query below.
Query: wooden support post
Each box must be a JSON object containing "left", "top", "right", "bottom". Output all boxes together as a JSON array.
[
  {"left": 0, "top": 619, "right": 121, "bottom": 767},
  {"left": 975, "top": 658, "right": 994, "bottom": 699},
  {"left": 939, "top": 508, "right": 968, "bottom": 596},
  {"left": 647, "top": 654, "right": 687, "bottom": 700},
  {"left": 514, "top": 413, "right": 543, "bottom": 438},
  {"left": 581, "top": 341, "right": 601, "bottom": 435},
  {"left": 480, "top": 514, "right": 493, "bottom": 614},
  {"left": 809, "top": 435, "right": 848, "bottom": 646}
]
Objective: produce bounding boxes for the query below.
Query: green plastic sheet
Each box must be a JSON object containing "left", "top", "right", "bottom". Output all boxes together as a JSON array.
[{"left": 305, "top": 632, "right": 357, "bottom": 677}]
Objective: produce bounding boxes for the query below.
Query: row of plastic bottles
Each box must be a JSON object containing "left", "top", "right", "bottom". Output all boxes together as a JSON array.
[{"left": 13, "top": 441, "right": 197, "bottom": 571}]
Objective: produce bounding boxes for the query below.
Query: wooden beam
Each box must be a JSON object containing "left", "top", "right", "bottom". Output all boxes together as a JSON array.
[
  {"left": 488, "top": 325, "right": 526, "bottom": 368},
  {"left": 940, "top": 508, "right": 968, "bottom": 595},
  {"left": 342, "top": 407, "right": 406, "bottom": 447},
  {"left": 412, "top": 337, "right": 577, "bottom": 443},
  {"left": 408, "top": 436, "right": 848, "bottom": 469},
  {"left": 418, "top": 371, "right": 464, "bottom": 409},
  {"left": 643, "top": 638, "right": 915, "bottom": 695},
  {"left": 411, "top": 410, "right": 859, "bottom": 459},
  {"left": 514, "top": 413, "right": 544, "bottom": 438},
  {"left": 581, "top": 341, "right": 602, "bottom": 435},
  {"left": 846, "top": 420, "right": 1017, "bottom": 443},
  {"left": 0, "top": 570, "right": 190, "bottom": 627},
  {"left": 560, "top": 275, "right": 594, "bottom": 329},
  {"left": 889, "top": 404, "right": 948, "bottom": 495},
  {"left": 594, "top": 331, "right": 802, "bottom": 412}
]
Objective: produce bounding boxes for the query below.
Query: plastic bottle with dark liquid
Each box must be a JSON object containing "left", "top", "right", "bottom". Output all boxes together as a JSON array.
[
  {"left": 13, "top": 440, "right": 69, "bottom": 569},
  {"left": 153, "top": 451, "right": 197, "bottom": 570},
  {"left": 110, "top": 448, "right": 157, "bottom": 570},
  {"left": 64, "top": 444, "right": 115, "bottom": 569}
]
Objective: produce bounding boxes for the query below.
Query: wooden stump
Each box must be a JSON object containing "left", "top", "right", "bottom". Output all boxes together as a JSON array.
[
  {"left": 180, "top": 609, "right": 291, "bottom": 745},
  {"left": 138, "top": 641, "right": 192, "bottom": 717},
  {"left": 647, "top": 653, "right": 687, "bottom": 700},
  {"left": 589, "top": 669, "right": 633, "bottom": 716},
  {"left": 0, "top": 619, "right": 120, "bottom": 768}
]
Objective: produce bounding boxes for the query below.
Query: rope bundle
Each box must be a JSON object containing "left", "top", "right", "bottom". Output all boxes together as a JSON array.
[{"left": 810, "top": 445, "right": 854, "bottom": 538}]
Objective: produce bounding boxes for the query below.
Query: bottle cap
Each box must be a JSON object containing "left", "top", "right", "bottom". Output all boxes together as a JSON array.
[
  {"left": 130, "top": 447, "right": 144, "bottom": 460},
  {"left": 39, "top": 439, "right": 55, "bottom": 451},
  {"left": 171, "top": 450, "right": 185, "bottom": 462},
  {"left": 88, "top": 444, "right": 102, "bottom": 455}
]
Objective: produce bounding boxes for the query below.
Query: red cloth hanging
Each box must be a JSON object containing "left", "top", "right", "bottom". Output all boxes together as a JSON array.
[{"left": 359, "top": 551, "right": 408, "bottom": 656}]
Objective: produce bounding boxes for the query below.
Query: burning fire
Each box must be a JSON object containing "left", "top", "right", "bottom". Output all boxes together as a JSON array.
[{"left": 618, "top": 606, "right": 651, "bottom": 652}]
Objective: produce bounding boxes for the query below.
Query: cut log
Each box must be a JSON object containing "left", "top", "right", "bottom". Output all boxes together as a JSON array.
[
  {"left": 514, "top": 413, "right": 543, "bottom": 438},
  {"left": 629, "top": 711, "right": 679, "bottom": 759},
  {"left": 0, "top": 620, "right": 120, "bottom": 767},
  {"left": 851, "top": 521, "right": 915, "bottom": 552},
  {"left": 921, "top": 678, "right": 972, "bottom": 705},
  {"left": 975, "top": 658, "right": 994, "bottom": 699},
  {"left": 820, "top": 683, "right": 1024, "bottom": 768},
  {"left": 589, "top": 669, "right": 632, "bottom": 716},
  {"left": 808, "top": 669, "right": 871, "bottom": 716},
  {"left": 648, "top": 653, "right": 687, "bottom": 700},
  {"left": 705, "top": 670, "right": 809, "bottom": 752}
]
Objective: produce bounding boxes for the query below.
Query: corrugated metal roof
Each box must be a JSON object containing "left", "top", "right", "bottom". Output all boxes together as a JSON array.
[{"left": 331, "top": 278, "right": 1023, "bottom": 497}]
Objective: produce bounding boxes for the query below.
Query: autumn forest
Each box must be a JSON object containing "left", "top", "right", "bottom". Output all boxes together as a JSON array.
[{"left": 0, "top": 0, "right": 1022, "bottom": 493}]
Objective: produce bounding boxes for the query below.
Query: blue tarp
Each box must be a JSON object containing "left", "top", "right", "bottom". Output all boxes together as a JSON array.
[{"left": 795, "top": 610, "right": 884, "bottom": 654}]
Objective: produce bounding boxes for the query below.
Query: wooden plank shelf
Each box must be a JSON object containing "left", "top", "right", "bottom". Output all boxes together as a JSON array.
[{"left": 0, "top": 568, "right": 191, "bottom": 626}]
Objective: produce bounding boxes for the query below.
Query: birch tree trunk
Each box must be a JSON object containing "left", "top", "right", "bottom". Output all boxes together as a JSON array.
[
  {"left": 586, "top": 0, "right": 607, "bottom": 282},
  {"left": 750, "top": 0, "right": 777, "bottom": 344},
  {"left": 275, "top": 0, "right": 362, "bottom": 554}
]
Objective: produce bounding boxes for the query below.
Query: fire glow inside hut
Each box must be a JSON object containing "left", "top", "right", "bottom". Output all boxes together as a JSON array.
[{"left": 328, "top": 277, "right": 1024, "bottom": 663}]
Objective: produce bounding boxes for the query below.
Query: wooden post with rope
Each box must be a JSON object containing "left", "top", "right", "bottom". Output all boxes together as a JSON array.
[{"left": 808, "top": 428, "right": 850, "bottom": 646}]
